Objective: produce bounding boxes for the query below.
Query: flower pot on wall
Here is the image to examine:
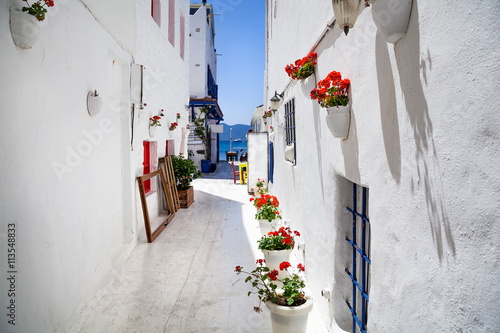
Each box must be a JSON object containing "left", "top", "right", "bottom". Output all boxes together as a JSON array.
[
  {"left": 87, "top": 91, "right": 102, "bottom": 116},
  {"left": 259, "top": 218, "right": 279, "bottom": 237},
  {"left": 266, "top": 299, "right": 313, "bottom": 333},
  {"left": 300, "top": 73, "right": 316, "bottom": 98},
  {"left": 372, "top": 0, "right": 413, "bottom": 44},
  {"left": 326, "top": 104, "right": 351, "bottom": 139},
  {"left": 9, "top": 7, "right": 40, "bottom": 49},
  {"left": 149, "top": 126, "right": 157, "bottom": 138}
]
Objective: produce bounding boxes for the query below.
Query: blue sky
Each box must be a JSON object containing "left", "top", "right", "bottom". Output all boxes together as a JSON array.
[{"left": 191, "top": 0, "right": 266, "bottom": 125}]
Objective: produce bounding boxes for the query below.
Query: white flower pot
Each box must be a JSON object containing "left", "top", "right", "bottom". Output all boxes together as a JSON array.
[
  {"left": 326, "top": 104, "right": 351, "bottom": 139},
  {"left": 262, "top": 248, "right": 293, "bottom": 287},
  {"left": 87, "top": 92, "right": 102, "bottom": 116},
  {"left": 259, "top": 218, "right": 279, "bottom": 237},
  {"left": 284, "top": 144, "right": 295, "bottom": 162},
  {"left": 372, "top": 0, "right": 413, "bottom": 44},
  {"left": 266, "top": 299, "right": 313, "bottom": 333},
  {"left": 149, "top": 126, "right": 157, "bottom": 138},
  {"left": 9, "top": 7, "right": 40, "bottom": 49},
  {"left": 300, "top": 73, "right": 316, "bottom": 98}
]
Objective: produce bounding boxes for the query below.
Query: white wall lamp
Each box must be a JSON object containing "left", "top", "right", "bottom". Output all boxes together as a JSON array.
[
  {"left": 371, "top": 0, "right": 413, "bottom": 44},
  {"left": 332, "top": 0, "right": 363, "bottom": 35},
  {"left": 270, "top": 91, "right": 283, "bottom": 113}
]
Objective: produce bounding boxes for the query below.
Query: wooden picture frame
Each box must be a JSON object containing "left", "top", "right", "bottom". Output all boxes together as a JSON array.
[{"left": 137, "top": 169, "right": 175, "bottom": 243}]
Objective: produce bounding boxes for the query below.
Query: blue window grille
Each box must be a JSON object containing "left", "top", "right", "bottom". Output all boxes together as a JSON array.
[
  {"left": 284, "top": 98, "right": 296, "bottom": 164},
  {"left": 269, "top": 141, "right": 274, "bottom": 183},
  {"left": 345, "top": 184, "right": 370, "bottom": 333}
]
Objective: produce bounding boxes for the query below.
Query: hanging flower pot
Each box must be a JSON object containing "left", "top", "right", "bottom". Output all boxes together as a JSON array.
[
  {"left": 372, "top": 0, "right": 413, "bottom": 43},
  {"left": 9, "top": 7, "right": 40, "bottom": 49},
  {"left": 266, "top": 299, "right": 313, "bottom": 333},
  {"left": 326, "top": 103, "right": 351, "bottom": 139},
  {"left": 149, "top": 125, "right": 157, "bottom": 138},
  {"left": 301, "top": 73, "right": 316, "bottom": 98},
  {"left": 87, "top": 91, "right": 102, "bottom": 116}
]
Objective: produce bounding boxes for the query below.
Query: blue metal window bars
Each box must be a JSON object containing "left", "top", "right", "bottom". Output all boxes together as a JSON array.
[
  {"left": 284, "top": 98, "right": 296, "bottom": 164},
  {"left": 345, "top": 184, "right": 370, "bottom": 333}
]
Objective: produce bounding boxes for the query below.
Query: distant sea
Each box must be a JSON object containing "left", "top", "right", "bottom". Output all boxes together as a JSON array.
[{"left": 219, "top": 140, "right": 247, "bottom": 161}]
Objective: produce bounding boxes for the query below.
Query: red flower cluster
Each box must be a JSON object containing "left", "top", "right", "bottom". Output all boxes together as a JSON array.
[
  {"left": 310, "top": 70, "right": 350, "bottom": 108},
  {"left": 285, "top": 53, "right": 317, "bottom": 80},
  {"left": 297, "top": 263, "right": 305, "bottom": 272},
  {"left": 176, "top": 113, "right": 181, "bottom": 119},
  {"left": 256, "top": 259, "right": 266, "bottom": 265},
  {"left": 234, "top": 266, "right": 242, "bottom": 273},
  {"left": 169, "top": 122, "right": 178, "bottom": 130},
  {"left": 266, "top": 227, "right": 299, "bottom": 248},
  {"left": 267, "top": 269, "right": 279, "bottom": 281},
  {"left": 279, "top": 261, "right": 291, "bottom": 271},
  {"left": 150, "top": 115, "right": 162, "bottom": 126},
  {"left": 22, "top": 0, "right": 55, "bottom": 21},
  {"left": 252, "top": 194, "right": 279, "bottom": 209},
  {"left": 263, "top": 110, "right": 272, "bottom": 118}
]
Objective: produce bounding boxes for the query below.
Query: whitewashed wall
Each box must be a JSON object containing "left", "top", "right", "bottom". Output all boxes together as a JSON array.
[
  {"left": 265, "top": 1, "right": 500, "bottom": 332},
  {"left": 190, "top": 5, "right": 208, "bottom": 98},
  {"left": 0, "top": 0, "right": 189, "bottom": 331}
]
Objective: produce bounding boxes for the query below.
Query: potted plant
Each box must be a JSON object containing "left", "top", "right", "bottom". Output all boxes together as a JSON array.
[
  {"left": 10, "top": 0, "right": 54, "bottom": 49},
  {"left": 171, "top": 154, "right": 202, "bottom": 208},
  {"left": 285, "top": 53, "right": 317, "bottom": 80},
  {"left": 235, "top": 260, "right": 312, "bottom": 333},
  {"left": 310, "top": 70, "right": 351, "bottom": 139},
  {"left": 258, "top": 227, "right": 301, "bottom": 286},
  {"left": 193, "top": 108, "right": 212, "bottom": 173},
  {"left": 250, "top": 193, "right": 282, "bottom": 236},
  {"left": 149, "top": 115, "right": 162, "bottom": 138},
  {"left": 250, "top": 178, "right": 267, "bottom": 195},
  {"left": 169, "top": 122, "right": 178, "bottom": 131}
]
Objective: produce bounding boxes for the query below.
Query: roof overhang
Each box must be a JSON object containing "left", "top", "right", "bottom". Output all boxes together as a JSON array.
[{"left": 190, "top": 98, "right": 224, "bottom": 121}]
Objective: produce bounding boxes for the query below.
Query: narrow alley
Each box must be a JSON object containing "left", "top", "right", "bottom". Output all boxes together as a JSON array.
[{"left": 64, "top": 162, "right": 328, "bottom": 333}]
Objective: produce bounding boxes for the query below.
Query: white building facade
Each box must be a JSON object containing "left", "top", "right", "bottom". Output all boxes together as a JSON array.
[
  {"left": 264, "top": 1, "right": 500, "bottom": 332},
  {"left": 0, "top": 0, "right": 189, "bottom": 331},
  {"left": 188, "top": 2, "right": 223, "bottom": 169}
]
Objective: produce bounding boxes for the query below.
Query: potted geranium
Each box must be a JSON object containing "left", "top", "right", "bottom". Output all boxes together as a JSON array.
[
  {"left": 235, "top": 260, "right": 312, "bottom": 333},
  {"left": 149, "top": 115, "right": 162, "bottom": 137},
  {"left": 169, "top": 122, "right": 178, "bottom": 131},
  {"left": 250, "top": 178, "right": 267, "bottom": 195},
  {"left": 258, "top": 227, "right": 301, "bottom": 285},
  {"left": 10, "top": 0, "right": 54, "bottom": 49},
  {"left": 250, "top": 193, "right": 282, "bottom": 236},
  {"left": 171, "top": 154, "right": 202, "bottom": 208},
  {"left": 310, "top": 70, "right": 351, "bottom": 139},
  {"left": 285, "top": 52, "right": 317, "bottom": 80}
]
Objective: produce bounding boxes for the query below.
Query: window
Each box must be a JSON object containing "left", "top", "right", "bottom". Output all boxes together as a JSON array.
[
  {"left": 180, "top": 10, "right": 185, "bottom": 59},
  {"left": 168, "top": 0, "right": 175, "bottom": 46},
  {"left": 345, "top": 184, "right": 371, "bottom": 333},
  {"left": 284, "top": 98, "right": 296, "bottom": 164},
  {"left": 151, "top": 0, "right": 161, "bottom": 27}
]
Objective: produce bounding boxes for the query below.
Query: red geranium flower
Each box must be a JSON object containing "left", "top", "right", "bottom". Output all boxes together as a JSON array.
[
  {"left": 256, "top": 259, "right": 266, "bottom": 265},
  {"left": 297, "top": 263, "right": 305, "bottom": 272},
  {"left": 267, "top": 270, "right": 279, "bottom": 281},
  {"left": 279, "top": 261, "right": 291, "bottom": 271}
]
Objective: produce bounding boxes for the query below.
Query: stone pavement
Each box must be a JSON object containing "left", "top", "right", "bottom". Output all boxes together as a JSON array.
[{"left": 66, "top": 162, "right": 329, "bottom": 333}]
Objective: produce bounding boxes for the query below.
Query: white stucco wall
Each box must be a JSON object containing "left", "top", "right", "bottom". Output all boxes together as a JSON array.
[
  {"left": 265, "top": 1, "right": 500, "bottom": 332},
  {"left": 0, "top": 0, "right": 189, "bottom": 331},
  {"left": 189, "top": 5, "right": 208, "bottom": 98}
]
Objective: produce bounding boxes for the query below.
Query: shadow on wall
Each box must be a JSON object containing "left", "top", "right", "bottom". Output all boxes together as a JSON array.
[
  {"left": 394, "top": 1, "right": 456, "bottom": 261},
  {"left": 341, "top": 109, "right": 361, "bottom": 185},
  {"left": 375, "top": 33, "right": 401, "bottom": 183}
]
